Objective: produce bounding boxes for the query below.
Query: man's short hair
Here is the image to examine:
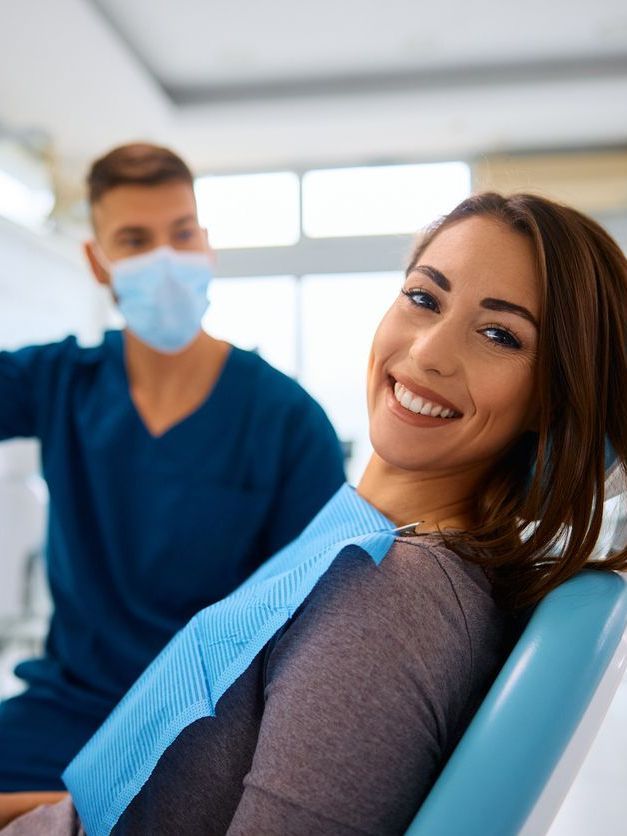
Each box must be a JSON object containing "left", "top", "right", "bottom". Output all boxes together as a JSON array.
[{"left": 87, "top": 143, "right": 194, "bottom": 205}]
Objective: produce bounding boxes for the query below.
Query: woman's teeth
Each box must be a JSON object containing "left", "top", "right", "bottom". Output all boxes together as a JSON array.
[{"left": 393, "top": 381, "right": 458, "bottom": 418}]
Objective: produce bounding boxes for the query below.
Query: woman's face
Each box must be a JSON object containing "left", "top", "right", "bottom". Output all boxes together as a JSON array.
[{"left": 367, "top": 215, "right": 540, "bottom": 476}]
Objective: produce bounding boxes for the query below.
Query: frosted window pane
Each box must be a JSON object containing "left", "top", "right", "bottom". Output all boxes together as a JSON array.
[
  {"left": 300, "top": 272, "right": 401, "bottom": 482},
  {"left": 302, "top": 162, "right": 471, "bottom": 238},
  {"left": 195, "top": 172, "right": 300, "bottom": 249},
  {"left": 203, "top": 276, "right": 297, "bottom": 377}
]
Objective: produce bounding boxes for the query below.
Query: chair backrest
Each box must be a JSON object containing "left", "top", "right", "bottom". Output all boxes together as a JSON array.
[{"left": 405, "top": 570, "right": 627, "bottom": 836}]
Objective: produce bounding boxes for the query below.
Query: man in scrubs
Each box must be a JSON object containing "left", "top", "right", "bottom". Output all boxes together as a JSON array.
[{"left": 0, "top": 143, "right": 345, "bottom": 791}]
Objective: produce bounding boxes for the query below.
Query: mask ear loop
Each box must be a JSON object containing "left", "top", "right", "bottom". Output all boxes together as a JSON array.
[{"left": 92, "top": 242, "right": 112, "bottom": 274}]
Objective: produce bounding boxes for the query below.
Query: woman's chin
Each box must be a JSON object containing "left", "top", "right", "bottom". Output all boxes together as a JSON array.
[{"left": 368, "top": 432, "right": 431, "bottom": 474}]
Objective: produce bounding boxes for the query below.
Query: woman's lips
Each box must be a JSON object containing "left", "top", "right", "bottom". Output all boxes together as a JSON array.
[
  {"left": 386, "top": 381, "right": 462, "bottom": 427},
  {"left": 390, "top": 375, "right": 463, "bottom": 418}
]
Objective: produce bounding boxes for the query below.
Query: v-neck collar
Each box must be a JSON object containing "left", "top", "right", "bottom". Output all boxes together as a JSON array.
[{"left": 106, "top": 330, "right": 236, "bottom": 441}]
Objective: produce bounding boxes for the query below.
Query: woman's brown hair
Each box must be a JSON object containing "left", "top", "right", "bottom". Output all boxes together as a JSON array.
[{"left": 408, "top": 192, "right": 627, "bottom": 608}]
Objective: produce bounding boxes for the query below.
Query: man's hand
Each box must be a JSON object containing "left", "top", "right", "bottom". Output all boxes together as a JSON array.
[{"left": 0, "top": 791, "right": 68, "bottom": 828}]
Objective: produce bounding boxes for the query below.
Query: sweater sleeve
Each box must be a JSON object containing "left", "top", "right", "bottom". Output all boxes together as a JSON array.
[{"left": 227, "top": 540, "right": 498, "bottom": 836}]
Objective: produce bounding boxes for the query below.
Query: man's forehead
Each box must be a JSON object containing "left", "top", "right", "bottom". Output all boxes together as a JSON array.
[
  {"left": 91, "top": 183, "right": 198, "bottom": 235},
  {"left": 104, "top": 213, "right": 197, "bottom": 235}
]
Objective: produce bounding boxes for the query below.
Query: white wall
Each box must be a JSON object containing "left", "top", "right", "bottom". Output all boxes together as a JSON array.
[
  {"left": 0, "top": 217, "right": 110, "bottom": 349},
  {"left": 0, "top": 218, "right": 110, "bottom": 624}
]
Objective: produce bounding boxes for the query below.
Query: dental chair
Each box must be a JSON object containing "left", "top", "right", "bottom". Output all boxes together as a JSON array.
[
  {"left": 0, "top": 440, "right": 49, "bottom": 698},
  {"left": 405, "top": 568, "right": 627, "bottom": 836}
]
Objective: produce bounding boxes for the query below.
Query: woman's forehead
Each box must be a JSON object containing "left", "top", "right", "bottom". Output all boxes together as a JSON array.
[{"left": 415, "top": 216, "right": 540, "bottom": 312}]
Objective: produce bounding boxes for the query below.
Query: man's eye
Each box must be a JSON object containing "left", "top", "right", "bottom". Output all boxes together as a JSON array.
[
  {"left": 401, "top": 288, "right": 440, "bottom": 312},
  {"left": 174, "top": 229, "right": 195, "bottom": 242},
  {"left": 481, "top": 326, "right": 522, "bottom": 350},
  {"left": 120, "top": 237, "right": 146, "bottom": 248}
]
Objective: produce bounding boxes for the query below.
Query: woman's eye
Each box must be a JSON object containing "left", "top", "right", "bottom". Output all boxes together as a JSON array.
[
  {"left": 401, "top": 288, "right": 440, "bottom": 312},
  {"left": 481, "top": 326, "right": 522, "bottom": 349}
]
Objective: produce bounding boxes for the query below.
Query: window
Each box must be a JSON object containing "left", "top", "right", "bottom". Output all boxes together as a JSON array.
[
  {"left": 199, "top": 159, "right": 473, "bottom": 478},
  {"left": 300, "top": 272, "right": 401, "bottom": 481},
  {"left": 202, "top": 276, "right": 298, "bottom": 377},
  {"left": 302, "top": 162, "right": 471, "bottom": 238},
  {"left": 195, "top": 172, "right": 300, "bottom": 249}
]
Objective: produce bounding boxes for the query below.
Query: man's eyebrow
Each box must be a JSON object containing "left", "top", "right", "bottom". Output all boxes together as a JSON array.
[
  {"left": 408, "top": 264, "right": 451, "bottom": 292},
  {"left": 170, "top": 214, "right": 197, "bottom": 228},
  {"left": 113, "top": 225, "right": 149, "bottom": 239},
  {"left": 481, "top": 298, "right": 538, "bottom": 328}
]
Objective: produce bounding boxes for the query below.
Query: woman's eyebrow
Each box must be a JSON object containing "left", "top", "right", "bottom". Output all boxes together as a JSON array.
[
  {"left": 410, "top": 264, "right": 451, "bottom": 291},
  {"left": 481, "top": 298, "right": 538, "bottom": 328},
  {"left": 410, "top": 264, "right": 538, "bottom": 328}
]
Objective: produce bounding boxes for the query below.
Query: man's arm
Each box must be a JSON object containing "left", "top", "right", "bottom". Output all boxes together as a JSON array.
[
  {"left": 0, "top": 347, "right": 41, "bottom": 441},
  {"left": 0, "top": 792, "right": 68, "bottom": 828},
  {"left": 259, "top": 392, "right": 346, "bottom": 556}
]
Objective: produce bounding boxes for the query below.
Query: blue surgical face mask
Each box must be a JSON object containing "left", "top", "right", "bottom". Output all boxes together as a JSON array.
[{"left": 108, "top": 246, "right": 213, "bottom": 353}]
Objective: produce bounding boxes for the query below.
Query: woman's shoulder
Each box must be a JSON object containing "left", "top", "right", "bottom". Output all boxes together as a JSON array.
[
  {"left": 285, "top": 536, "right": 509, "bottom": 707},
  {"left": 384, "top": 534, "right": 503, "bottom": 616},
  {"left": 319, "top": 536, "right": 498, "bottom": 629},
  {"left": 334, "top": 536, "right": 509, "bottom": 661},
  {"left": 383, "top": 534, "right": 493, "bottom": 598}
]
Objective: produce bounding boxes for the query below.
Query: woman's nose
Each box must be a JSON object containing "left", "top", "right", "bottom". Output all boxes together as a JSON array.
[{"left": 407, "top": 320, "right": 461, "bottom": 377}]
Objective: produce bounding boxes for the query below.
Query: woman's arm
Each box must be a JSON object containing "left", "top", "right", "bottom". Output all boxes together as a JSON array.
[{"left": 227, "top": 542, "right": 483, "bottom": 835}]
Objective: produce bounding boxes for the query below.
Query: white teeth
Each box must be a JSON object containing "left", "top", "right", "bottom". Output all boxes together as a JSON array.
[
  {"left": 401, "top": 390, "right": 413, "bottom": 408},
  {"left": 393, "top": 379, "right": 457, "bottom": 418}
]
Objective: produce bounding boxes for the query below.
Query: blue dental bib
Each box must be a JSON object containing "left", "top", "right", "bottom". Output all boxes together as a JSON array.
[{"left": 63, "top": 484, "right": 396, "bottom": 836}]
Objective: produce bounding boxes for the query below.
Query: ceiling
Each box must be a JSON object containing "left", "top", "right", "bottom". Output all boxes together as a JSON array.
[
  {"left": 96, "top": 0, "right": 627, "bottom": 96},
  {"left": 0, "top": 0, "right": 626, "bottom": 195}
]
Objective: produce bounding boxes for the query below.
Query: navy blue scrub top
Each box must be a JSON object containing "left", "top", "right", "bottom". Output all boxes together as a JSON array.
[{"left": 0, "top": 331, "right": 344, "bottom": 721}]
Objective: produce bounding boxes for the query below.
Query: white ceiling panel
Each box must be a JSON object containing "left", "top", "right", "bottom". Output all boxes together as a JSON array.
[
  {"left": 95, "top": 0, "right": 627, "bottom": 92},
  {"left": 0, "top": 0, "right": 170, "bottom": 159}
]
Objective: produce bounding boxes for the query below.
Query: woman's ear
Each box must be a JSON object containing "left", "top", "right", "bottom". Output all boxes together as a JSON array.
[{"left": 84, "top": 240, "right": 111, "bottom": 287}]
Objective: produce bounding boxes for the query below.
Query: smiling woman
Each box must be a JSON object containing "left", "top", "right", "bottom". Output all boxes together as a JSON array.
[
  {"left": 2, "top": 192, "right": 625, "bottom": 836},
  {"left": 366, "top": 215, "right": 540, "bottom": 485},
  {"left": 379, "top": 193, "right": 627, "bottom": 609}
]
